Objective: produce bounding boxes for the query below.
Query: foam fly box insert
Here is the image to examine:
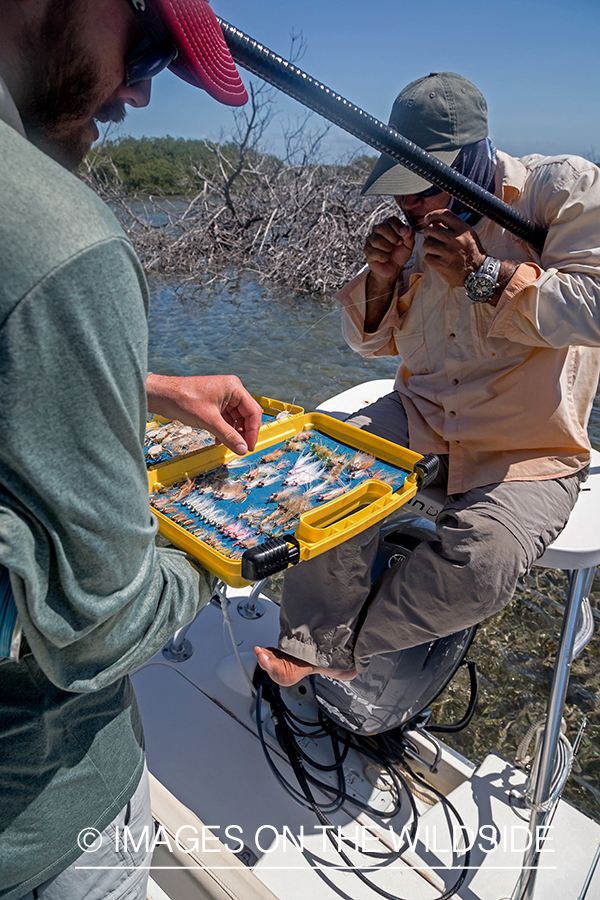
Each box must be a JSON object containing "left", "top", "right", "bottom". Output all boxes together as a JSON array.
[
  {"left": 144, "top": 394, "right": 304, "bottom": 469},
  {"left": 148, "top": 413, "right": 435, "bottom": 586}
]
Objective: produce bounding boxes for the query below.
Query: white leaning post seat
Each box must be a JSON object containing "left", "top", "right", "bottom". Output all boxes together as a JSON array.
[
  {"left": 316, "top": 379, "right": 397, "bottom": 421},
  {"left": 511, "top": 448, "right": 600, "bottom": 900},
  {"left": 317, "top": 381, "right": 600, "bottom": 900}
]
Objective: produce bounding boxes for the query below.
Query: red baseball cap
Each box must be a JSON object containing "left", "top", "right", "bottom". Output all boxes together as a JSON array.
[{"left": 135, "top": 0, "right": 248, "bottom": 106}]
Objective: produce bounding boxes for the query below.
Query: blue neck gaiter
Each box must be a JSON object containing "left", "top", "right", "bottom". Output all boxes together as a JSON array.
[{"left": 448, "top": 137, "right": 497, "bottom": 226}]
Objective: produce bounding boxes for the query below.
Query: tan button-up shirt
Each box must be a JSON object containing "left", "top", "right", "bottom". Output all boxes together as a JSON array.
[{"left": 337, "top": 150, "right": 600, "bottom": 493}]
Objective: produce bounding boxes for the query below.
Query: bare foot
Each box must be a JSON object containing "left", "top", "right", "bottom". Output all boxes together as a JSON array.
[{"left": 254, "top": 646, "right": 357, "bottom": 688}]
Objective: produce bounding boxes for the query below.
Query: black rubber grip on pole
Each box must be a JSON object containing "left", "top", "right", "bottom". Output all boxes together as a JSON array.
[
  {"left": 241, "top": 534, "right": 301, "bottom": 581},
  {"left": 218, "top": 18, "right": 547, "bottom": 252}
]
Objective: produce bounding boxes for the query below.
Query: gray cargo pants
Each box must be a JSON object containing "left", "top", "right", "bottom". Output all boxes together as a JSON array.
[{"left": 279, "top": 392, "right": 584, "bottom": 673}]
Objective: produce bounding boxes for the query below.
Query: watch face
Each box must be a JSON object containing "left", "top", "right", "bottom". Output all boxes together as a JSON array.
[{"left": 465, "top": 273, "right": 496, "bottom": 301}]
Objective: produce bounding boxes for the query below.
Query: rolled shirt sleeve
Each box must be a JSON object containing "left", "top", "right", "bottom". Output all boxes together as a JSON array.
[
  {"left": 490, "top": 157, "right": 600, "bottom": 348},
  {"left": 337, "top": 266, "right": 423, "bottom": 358}
]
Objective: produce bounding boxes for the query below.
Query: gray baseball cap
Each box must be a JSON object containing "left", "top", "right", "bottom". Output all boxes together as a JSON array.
[{"left": 362, "top": 72, "right": 488, "bottom": 196}]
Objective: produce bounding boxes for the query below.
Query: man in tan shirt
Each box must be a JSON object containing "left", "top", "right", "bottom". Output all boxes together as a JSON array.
[{"left": 255, "top": 72, "right": 600, "bottom": 687}]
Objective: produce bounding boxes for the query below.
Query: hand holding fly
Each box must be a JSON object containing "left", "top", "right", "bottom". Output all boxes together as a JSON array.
[
  {"left": 421, "top": 210, "right": 487, "bottom": 286},
  {"left": 146, "top": 373, "right": 263, "bottom": 456}
]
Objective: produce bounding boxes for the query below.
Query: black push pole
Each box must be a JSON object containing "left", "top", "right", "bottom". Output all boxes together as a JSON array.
[{"left": 217, "top": 18, "right": 547, "bottom": 252}]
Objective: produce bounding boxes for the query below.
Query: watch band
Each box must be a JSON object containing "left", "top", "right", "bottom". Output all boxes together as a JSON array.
[{"left": 480, "top": 256, "right": 501, "bottom": 280}]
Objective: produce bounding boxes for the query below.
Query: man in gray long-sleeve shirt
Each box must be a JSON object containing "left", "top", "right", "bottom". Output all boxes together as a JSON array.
[{"left": 0, "top": 2, "right": 258, "bottom": 898}]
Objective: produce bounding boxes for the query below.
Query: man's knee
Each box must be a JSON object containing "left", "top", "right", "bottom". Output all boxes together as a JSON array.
[
  {"left": 435, "top": 508, "right": 529, "bottom": 617},
  {"left": 355, "top": 512, "right": 526, "bottom": 662},
  {"left": 344, "top": 391, "right": 410, "bottom": 446}
]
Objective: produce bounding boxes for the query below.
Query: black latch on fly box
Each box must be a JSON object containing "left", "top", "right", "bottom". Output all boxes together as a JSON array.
[
  {"left": 413, "top": 453, "right": 439, "bottom": 489},
  {"left": 241, "top": 534, "right": 301, "bottom": 581}
]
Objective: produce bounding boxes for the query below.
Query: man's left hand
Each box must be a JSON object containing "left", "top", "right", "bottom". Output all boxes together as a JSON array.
[
  {"left": 421, "top": 210, "right": 486, "bottom": 286},
  {"left": 146, "top": 373, "right": 263, "bottom": 456}
]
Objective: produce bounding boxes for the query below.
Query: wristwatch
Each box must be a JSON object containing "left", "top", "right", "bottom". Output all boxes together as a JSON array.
[{"left": 464, "top": 256, "right": 501, "bottom": 302}]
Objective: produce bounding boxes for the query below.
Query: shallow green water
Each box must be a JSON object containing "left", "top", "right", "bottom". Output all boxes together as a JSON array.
[
  {"left": 148, "top": 274, "right": 600, "bottom": 821},
  {"left": 147, "top": 273, "right": 400, "bottom": 411}
]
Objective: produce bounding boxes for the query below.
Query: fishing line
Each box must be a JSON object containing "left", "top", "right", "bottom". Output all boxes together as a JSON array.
[
  {"left": 192, "top": 288, "right": 396, "bottom": 368},
  {"left": 281, "top": 289, "right": 399, "bottom": 351}
]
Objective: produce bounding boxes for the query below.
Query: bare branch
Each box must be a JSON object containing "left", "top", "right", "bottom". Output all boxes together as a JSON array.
[{"left": 83, "top": 78, "right": 391, "bottom": 295}]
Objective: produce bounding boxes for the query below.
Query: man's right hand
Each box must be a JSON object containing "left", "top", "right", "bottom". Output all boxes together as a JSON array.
[
  {"left": 364, "top": 216, "right": 415, "bottom": 333},
  {"left": 364, "top": 216, "right": 415, "bottom": 282},
  {"left": 145, "top": 373, "right": 263, "bottom": 457}
]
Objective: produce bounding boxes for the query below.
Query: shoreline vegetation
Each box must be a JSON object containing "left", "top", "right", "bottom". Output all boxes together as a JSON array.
[
  {"left": 83, "top": 98, "right": 600, "bottom": 300},
  {"left": 82, "top": 85, "right": 397, "bottom": 296}
]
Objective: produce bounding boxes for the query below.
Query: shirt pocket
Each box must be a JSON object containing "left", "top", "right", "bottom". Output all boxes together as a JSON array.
[
  {"left": 470, "top": 302, "right": 528, "bottom": 364},
  {"left": 394, "top": 273, "right": 433, "bottom": 374},
  {"left": 393, "top": 330, "right": 432, "bottom": 374}
]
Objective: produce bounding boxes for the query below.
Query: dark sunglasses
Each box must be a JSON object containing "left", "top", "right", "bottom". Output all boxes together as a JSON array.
[
  {"left": 398, "top": 184, "right": 444, "bottom": 202},
  {"left": 410, "top": 153, "right": 463, "bottom": 199},
  {"left": 124, "top": 0, "right": 178, "bottom": 86},
  {"left": 414, "top": 184, "right": 443, "bottom": 199}
]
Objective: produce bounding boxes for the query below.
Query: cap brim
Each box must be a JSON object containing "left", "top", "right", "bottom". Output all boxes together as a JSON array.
[
  {"left": 156, "top": 0, "right": 248, "bottom": 106},
  {"left": 361, "top": 148, "right": 460, "bottom": 196}
]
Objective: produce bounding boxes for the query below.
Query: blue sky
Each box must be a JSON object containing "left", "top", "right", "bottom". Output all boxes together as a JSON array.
[{"left": 117, "top": 0, "right": 600, "bottom": 162}]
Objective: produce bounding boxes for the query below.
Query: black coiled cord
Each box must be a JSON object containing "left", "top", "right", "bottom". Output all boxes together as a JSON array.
[{"left": 255, "top": 674, "right": 471, "bottom": 899}]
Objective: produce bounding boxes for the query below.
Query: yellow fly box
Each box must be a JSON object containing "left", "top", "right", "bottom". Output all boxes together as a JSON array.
[
  {"left": 144, "top": 394, "right": 304, "bottom": 469},
  {"left": 148, "top": 413, "right": 437, "bottom": 587}
]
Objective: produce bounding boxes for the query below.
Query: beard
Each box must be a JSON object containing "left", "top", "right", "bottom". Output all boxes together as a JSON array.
[{"left": 18, "top": 0, "right": 127, "bottom": 170}]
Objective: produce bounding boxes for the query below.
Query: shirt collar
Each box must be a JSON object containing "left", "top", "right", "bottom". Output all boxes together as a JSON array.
[{"left": 0, "top": 74, "right": 26, "bottom": 137}]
